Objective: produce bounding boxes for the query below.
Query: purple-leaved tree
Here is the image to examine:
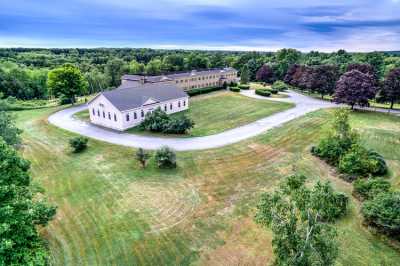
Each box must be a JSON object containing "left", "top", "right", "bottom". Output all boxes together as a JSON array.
[
  {"left": 334, "top": 70, "right": 378, "bottom": 109},
  {"left": 378, "top": 68, "right": 400, "bottom": 109},
  {"left": 256, "top": 64, "right": 274, "bottom": 83}
]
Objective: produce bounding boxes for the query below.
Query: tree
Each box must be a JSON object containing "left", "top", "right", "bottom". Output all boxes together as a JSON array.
[
  {"left": 256, "top": 64, "right": 274, "bottom": 83},
  {"left": 105, "top": 58, "right": 128, "bottom": 87},
  {"left": 155, "top": 146, "right": 177, "bottom": 169},
  {"left": 136, "top": 148, "right": 150, "bottom": 168},
  {"left": 69, "top": 136, "right": 88, "bottom": 153},
  {"left": 0, "top": 139, "right": 56, "bottom": 265},
  {"left": 129, "top": 59, "right": 145, "bottom": 75},
  {"left": 145, "top": 59, "right": 162, "bottom": 75},
  {"left": 47, "top": 64, "right": 88, "bottom": 104},
  {"left": 347, "top": 63, "right": 376, "bottom": 77},
  {"left": 378, "top": 67, "right": 400, "bottom": 109},
  {"left": 275, "top": 49, "right": 301, "bottom": 79},
  {"left": 240, "top": 64, "right": 250, "bottom": 84},
  {"left": 314, "top": 65, "right": 340, "bottom": 98},
  {"left": 364, "top": 52, "right": 385, "bottom": 79},
  {"left": 255, "top": 174, "right": 345, "bottom": 266},
  {"left": 334, "top": 70, "right": 378, "bottom": 109},
  {"left": 0, "top": 111, "right": 22, "bottom": 146}
]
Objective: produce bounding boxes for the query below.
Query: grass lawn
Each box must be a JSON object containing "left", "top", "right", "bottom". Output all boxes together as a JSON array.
[
  {"left": 75, "top": 91, "right": 293, "bottom": 137},
  {"left": 14, "top": 105, "right": 400, "bottom": 265},
  {"left": 294, "top": 88, "right": 400, "bottom": 110}
]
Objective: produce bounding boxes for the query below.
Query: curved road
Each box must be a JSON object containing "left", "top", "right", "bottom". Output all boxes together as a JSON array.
[{"left": 48, "top": 90, "right": 338, "bottom": 151}]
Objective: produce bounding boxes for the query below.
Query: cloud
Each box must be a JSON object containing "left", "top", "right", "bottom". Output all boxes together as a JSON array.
[{"left": 0, "top": 0, "right": 399, "bottom": 51}]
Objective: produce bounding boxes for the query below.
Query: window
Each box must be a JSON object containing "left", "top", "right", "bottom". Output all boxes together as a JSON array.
[
  {"left": 108, "top": 112, "right": 111, "bottom": 120},
  {"left": 141, "top": 110, "right": 144, "bottom": 117},
  {"left": 126, "top": 114, "right": 130, "bottom": 121},
  {"left": 114, "top": 114, "right": 117, "bottom": 121},
  {"left": 103, "top": 111, "right": 105, "bottom": 118},
  {"left": 92, "top": 109, "right": 95, "bottom": 115},
  {"left": 164, "top": 105, "right": 167, "bottom": 111},
  {"left": 178, "top": 101, "right": 181, "bottom": 107},
  {"left": 176, "top": 80, "right": 179, "bottom": 83},
  {"left": 97, "top": 110, "right": 100, "bottom": 116},
  {"left": 183, "top": 100, "right": 186, "bottom": 106},
  {"left": 180, "top": 80, "right": 183, "bottom": 83},
  {"left": 134, "top": 112, "right": 137, "bottom": 119},
  {"left": 170, "top": 103, "right": 173, "bottom": 110}
]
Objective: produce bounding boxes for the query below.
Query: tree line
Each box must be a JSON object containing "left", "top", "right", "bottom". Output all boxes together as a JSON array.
[{"left": 0, "top": 48, "right": 399, "bottom": 102}]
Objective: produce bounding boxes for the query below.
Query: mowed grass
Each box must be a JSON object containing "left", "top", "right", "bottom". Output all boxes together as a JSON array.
[
  {"left": 75, "top": 91, "right": 293, "bottom": 137},
  {"left": 15, "top": 106, "right": 400, "bottom": 265}
]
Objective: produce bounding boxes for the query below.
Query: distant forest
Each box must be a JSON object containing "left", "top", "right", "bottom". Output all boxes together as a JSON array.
[{"left": 0, "top": 48, "right": 399, "bottom": 100}]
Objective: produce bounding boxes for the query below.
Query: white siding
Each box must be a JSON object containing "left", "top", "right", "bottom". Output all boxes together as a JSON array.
[
  {"left": 88, "top": 94, "right": 124, "bottom": 131},
  {"left": 88, "top": 95, "right": 189, "bottom": 131},
  {"left": 120, "top": 96, "right": 189, "bottom": 130}
]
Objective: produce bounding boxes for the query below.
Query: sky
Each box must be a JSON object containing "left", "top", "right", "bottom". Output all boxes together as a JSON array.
[{"left": 0, "top": 0, "right": 400, "bottom": 52}]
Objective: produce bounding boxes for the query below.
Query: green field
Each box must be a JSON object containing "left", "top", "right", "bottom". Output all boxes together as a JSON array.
[
  {"left": 15, "top": 106, "right": 400, "bottom": 265},
  {"left": 76, "top": 91, "right": 293, "bottom": 137}
]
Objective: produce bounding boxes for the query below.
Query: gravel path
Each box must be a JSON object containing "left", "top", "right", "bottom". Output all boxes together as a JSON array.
[{"left": 48, "top": 90, "right": 338, "bottom": 151}]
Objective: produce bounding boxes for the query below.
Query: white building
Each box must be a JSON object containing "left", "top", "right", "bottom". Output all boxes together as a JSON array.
[{"left": 88, "top": 83, "right": 189, "bottom": 131}]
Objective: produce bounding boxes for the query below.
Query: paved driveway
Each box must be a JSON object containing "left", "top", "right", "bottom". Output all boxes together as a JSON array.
[{"left": 48, "top": 90, "right": 338, "bottom": 151}]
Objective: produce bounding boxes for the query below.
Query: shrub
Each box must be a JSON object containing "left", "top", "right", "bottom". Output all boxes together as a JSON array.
[
  {"left": 353, "top": 178, "right": 391, "bottom": 200},
  {"left": 59, "top": 94, "right": 73, "bottom": 105},
  {"left": 361, "top": 191, "right": 400, "bottom": 238},
  {"left": 312, "top": 109, "right": 358, "bottom": 165},
  {"left": 229, "top": 87, "right": 240, "bottom": 92},
  {"left": 269, "top": 89, "right": 278, "bottom": 94},
  {"left": 187, "top": 86, "right": 222, "bottom": 96},
  {"left": 155, "top": 146, "right": 176, "bottom": 169},
  {"left": 136, "top": 148, "right": 150, "bottom": 168},
  {"left": 238, "top": 84, "right": 250, "bottom": 90},
  {"left": 229, "top": 81, "right": 238, "bottom": 87},
  {"left": 69, "top": 136, "right": 88, "bottom": 153},
  {"left": 311, "top": 181, "right": 349, "bottom": 222},
  {"left": 272, "top": 80, "right": 287, "bottom": 91},
  {"left": 140, "top": 108, "right": 194, "bottom": 134},
  {"left": 164, "top": 116, "right": 195, "bottom": 134},
  {"left": 255, "top": 89, "right": 271, "bottom": 97},
  {"left": 339, "top": 144, "right": 387, "bottom": 178},
  {"left": 311, "top": 133, "right": 355, "bottom": 165}
]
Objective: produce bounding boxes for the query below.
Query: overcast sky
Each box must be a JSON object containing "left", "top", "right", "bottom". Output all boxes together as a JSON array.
[{"left": 1, "top": 0, "right": 400, "bottom": 51}]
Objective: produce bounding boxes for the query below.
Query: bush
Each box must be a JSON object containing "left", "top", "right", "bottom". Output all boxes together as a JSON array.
[
  {"left": 255, "top": 89, "right": 271, "bottom": 97},
  {"left": 238, "top": 84, "right": 250, "bottom": 90},
  {"left": 155, "top": 146, "right": 177, "bottom": 169},
  {"left": 269, "top": 89, "right": 278, "bottom": 94},
  {"left": 187, "top": 86, "right": 222, "bottom": 96},
  {"left": 229, "top": 87, "right": 240, "bottom": 92},
  {"left": 164, "top": 116, "right": 195, "bottom": 134},
  {"left": 311, "top": 133, "right": 355, "bottom": 165},
  {"left": 312, "top": 109, "right": 358, "bottom": 165},
  {"left": 140, "top": 108, "right": 194, "bottom": 134},
  {"left": 361, "top": 192, "right": 400, "bottom": 238},
  {"left": 69, "top": 136, "right": 88, "bottom": 153},
  {"left": 272, "top": 80, "right": 287, "bottom": 92},
  {"left": 59, "top": 94, "right": 73, "bottom": 105},
  {"left": 229, "top": 81, "right": 238, "bottom": 87},
  {"left": 353, "top": 178, "right": 391, "bottom": 200},
  {"left": 339, "top": 145, "right": 388, "bottom": 178},
  {"left": 311, "top": 181, "right": 349, "bottom": 222}
]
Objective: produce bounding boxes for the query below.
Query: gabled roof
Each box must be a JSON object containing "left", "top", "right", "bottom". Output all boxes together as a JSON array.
[{"left": 97, "top": 83, "right": 188, "bottom": 112}]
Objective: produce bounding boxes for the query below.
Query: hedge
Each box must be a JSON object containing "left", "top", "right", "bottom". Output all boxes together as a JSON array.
[
  {"left": 269, "top": 89, "right": 279, "bottom": 94},
  {"left": 255, "top": 89, "right": 271, "bottom": 97},
  {"left": 229, "top": 87, "right": 240, "bottom": 92},
  {"left": 238, "top": 84, "right": 250, "bottom": 90},
  {"left": 186, "top": 86, "right": 223, "bottom": 96}
]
